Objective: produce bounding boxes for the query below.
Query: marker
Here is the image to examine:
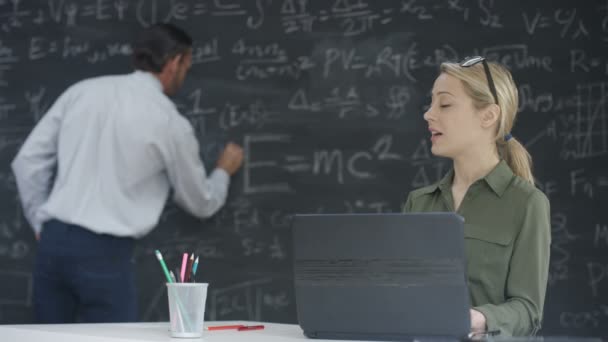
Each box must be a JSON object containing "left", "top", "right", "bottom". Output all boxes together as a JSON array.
[
  {"left": 185, "top": 253, "right": 194, "bottom": 282},
  {"left": 154, "top": 250, "right": 172, "bottom": 283},
  {"left": 468, "top": 330, "right": 501, "bottom": 338},
  {"left": 205, "top": 324, "right": 245, "bottom": 331},
  {"left": 180, "top": 253, "right": 188, "bottom": 282},
  {"left": 238, "top": 325, "right": 264, "bottom": 331},
  {"left": 192, "top": 256, "right": 200, "bottom": 276}
]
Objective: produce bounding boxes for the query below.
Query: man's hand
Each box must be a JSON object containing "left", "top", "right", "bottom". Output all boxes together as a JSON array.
[
  {"left": 217, "top": 142, "right": 244, "bottom": 175},
  {"left": 470, "top": 309, "right": 487, "bottom": 333}
]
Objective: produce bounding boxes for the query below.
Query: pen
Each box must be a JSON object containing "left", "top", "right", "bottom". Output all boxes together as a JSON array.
[
  {"left": 185, "top": 253, "right": 194, "bottom": 282},
  {"left": 468, "top": 330, "right": 501, "bottom": 339},
  {"left": 154, "top": 250, "right": 173, "bottom": 283},
  {"left": 192, "top": 256, "right": 199, "bottom": 277},
  {"left": 238, "top": 325, "right": 264, "bottom": 331},
  {"left": 180, "top": 253, "right": 188, "bottom": 282},
  {"left": 169, "top": 270, "right": 177, "bottom": 283},
  {"left": 205, "top": 324, "right": 245, "bottom": 331}
]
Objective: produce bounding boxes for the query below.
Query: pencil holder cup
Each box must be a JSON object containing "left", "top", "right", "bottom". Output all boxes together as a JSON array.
[{"left": 167, "top": 283, "right": 208, "bottom": 338}]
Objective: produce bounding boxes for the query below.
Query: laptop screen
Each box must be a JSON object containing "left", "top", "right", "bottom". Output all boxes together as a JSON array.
[{"left": 292, "top": 213, "right": 470, "bottom": 341}]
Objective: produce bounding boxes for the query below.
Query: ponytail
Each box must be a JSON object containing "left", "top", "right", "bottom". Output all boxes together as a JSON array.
[{"left": 500, "top": 137, "right": 534, "bottom": 184}]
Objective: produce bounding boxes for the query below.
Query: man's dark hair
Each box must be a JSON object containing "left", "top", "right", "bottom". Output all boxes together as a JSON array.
[{"left": 132, "top": 23, "right": 193, "bottom": 72}]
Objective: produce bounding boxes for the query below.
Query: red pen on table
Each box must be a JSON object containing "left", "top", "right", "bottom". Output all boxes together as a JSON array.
[
  {"left": 238, "top": 325, "right": 264, "bottom": 331},
  {"left": 205, "top": 324, "right": 244, "bottom": 331}
]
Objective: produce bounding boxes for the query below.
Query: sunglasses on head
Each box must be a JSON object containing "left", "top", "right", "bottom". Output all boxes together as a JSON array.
[{"left": 460, "top": 56, "right": 499, "bottom": 106}]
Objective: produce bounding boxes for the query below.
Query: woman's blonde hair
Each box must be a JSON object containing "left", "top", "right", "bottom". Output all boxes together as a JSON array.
[{"left": 440, "top": 61, "right": 534, "bottom": 184}]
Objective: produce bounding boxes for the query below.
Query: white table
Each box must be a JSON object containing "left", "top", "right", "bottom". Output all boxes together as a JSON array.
[
  {"left": 1, "top": 322, "right": 601, "bottom": 342},
  {"left": 0, "top": 321, "right": 343, "bottom": 342}
]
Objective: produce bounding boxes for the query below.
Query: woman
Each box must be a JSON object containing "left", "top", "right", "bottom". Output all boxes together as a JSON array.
[{"left": 403, "top": 57, "right": 551, "bottom": 337}]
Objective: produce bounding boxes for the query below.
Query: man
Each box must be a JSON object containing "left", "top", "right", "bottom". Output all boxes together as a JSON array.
[{"left": 11, "top": 23, "right": 244, "bottom": 323}]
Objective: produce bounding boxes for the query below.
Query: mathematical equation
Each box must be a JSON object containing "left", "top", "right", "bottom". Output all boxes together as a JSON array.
[{"left": 2, "top": 0, "right": 599, "bottom": 40}]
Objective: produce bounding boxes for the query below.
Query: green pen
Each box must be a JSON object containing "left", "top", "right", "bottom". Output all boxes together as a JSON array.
[{"left": 155, "top": 250, "right": 173, "bottom": 283}]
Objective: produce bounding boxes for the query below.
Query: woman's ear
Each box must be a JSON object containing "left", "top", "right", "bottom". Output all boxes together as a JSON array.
[{"left": 480, "top": 104, "right": 500, "bottom": 129}]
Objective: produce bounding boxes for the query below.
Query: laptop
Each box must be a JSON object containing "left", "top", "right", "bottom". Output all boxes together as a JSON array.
[{"left": 292, "top": 213, "right": 470, "bottom": 341}]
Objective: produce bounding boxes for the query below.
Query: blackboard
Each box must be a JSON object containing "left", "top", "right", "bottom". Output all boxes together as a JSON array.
[{"left": 0, "top": 0, "right": 607, "bottom": 337}]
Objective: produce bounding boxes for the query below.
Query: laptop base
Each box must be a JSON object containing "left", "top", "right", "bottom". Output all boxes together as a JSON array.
[{"left": 304, "top": 330, "right": 467, "bottom": 342}]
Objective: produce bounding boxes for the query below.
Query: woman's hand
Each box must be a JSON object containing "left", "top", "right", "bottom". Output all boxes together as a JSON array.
[{"left": 470, "top": 309, "right": 487, "bottom": 333}]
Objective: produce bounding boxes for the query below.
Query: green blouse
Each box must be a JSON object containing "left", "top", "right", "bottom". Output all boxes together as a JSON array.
[{"left": 403, "top": 160, "right": 551, "bottom": 336}]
